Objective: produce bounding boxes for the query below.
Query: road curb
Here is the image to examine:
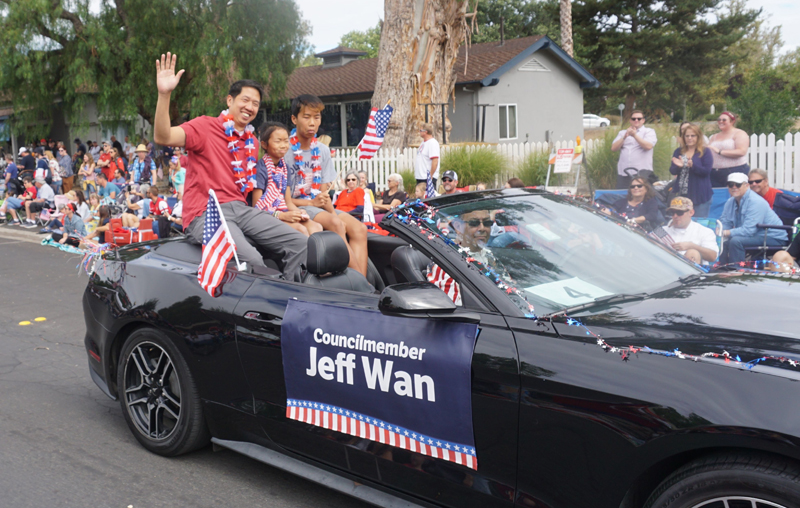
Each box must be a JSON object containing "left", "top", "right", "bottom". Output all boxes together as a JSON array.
[{"left": 0, "top": 226, "right": 49, "bottom": 245}]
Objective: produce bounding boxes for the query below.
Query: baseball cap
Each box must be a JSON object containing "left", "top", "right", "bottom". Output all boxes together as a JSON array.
[
  {"left": 728, "top": 172, "right": 748, "bottom": 184},
  {"left": 18, "top": 147, "right": 28, "bottom": 155},
  {"left": 666, "top": 197, "right": 693, "bottom": 213},
  {"left": 443, "top": 170, "right": 458, "bottom": 181}
]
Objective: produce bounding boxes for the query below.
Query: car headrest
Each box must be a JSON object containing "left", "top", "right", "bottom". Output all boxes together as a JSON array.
[{"left": 307, "top": 231, "right": 350, "bottom": 275}]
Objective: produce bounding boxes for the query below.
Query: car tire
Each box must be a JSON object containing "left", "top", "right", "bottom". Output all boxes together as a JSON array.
[
  {"left": 600, "top": 122, "right": 609, "bottom": 127},
  {"left": 644, "top": 453, "right": 800, "bottom": 508},
  {"left": 117, "top": 328, "right": 210, "bottom": 456}
]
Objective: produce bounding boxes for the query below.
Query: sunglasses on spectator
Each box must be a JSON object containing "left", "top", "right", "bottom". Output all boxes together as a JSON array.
[
  {"left": 669, "top": 210, "right": 687, "bottom": 217},
  {"left": 748, "top": 179, "right": 764, "bottom": 185},
  {"left": 442, "top": 178, "right": 453, "bottom": 182},
  {"left": 727, "top": 182, "right": 745, "bottom": 188},
  {"left": 466, "top": 219, "right": 493, "bottom": 227},
  {"left": 346, "top": 178, "right": 357, "bottom": 182},
  {"left": 631, "top": 117, "right": 644, "bottom": 121},
  {"left": 629, "top": 184, "right": 644, "bottom": 189}
]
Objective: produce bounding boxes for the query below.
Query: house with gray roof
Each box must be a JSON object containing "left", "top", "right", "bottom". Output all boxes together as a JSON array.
[{"left": 277, "top": 35, "right": 599, "bottom": 147}]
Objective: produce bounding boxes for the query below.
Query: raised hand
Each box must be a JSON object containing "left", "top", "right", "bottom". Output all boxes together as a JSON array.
[{"left": 156, "top": 52, "right": 185, "bottom": 95}]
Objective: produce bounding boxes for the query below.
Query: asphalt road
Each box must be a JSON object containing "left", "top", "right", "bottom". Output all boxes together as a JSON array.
[{"left": 0, "top": 230, "right": 371, "bottom": 508}]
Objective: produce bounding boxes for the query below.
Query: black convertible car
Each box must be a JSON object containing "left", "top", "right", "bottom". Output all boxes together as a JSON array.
[{"left": 84, "top": 189, "right": 800, "bottom": 508}]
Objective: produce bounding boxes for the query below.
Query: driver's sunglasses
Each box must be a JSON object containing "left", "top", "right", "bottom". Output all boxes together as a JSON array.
[
  {"left": 629, "top": 184, "right": 644, "bottom": 189},
  {"left": 727, "top": 182, "right": 745, "bottom": 188},
  {"left": 466, "top": 219, "right": 493, "bottom": 227},
  {"left": 442, "top": 178, "right": 453, "bottom": 182},
  {"left": 669, "top": 210, "right": 686, "bottom": 217},
  {"left": 748, "top": 179, "right": 764, "bottom": 185}
]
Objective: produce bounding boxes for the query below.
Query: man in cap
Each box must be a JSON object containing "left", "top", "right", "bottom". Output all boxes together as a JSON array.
[
  {"left": 19, "top": 147, "right": 36, "bottom": 175},
  {"left": 415, "top": 122, "right": 440, "bottom": 187},
  {"left": 719, "top": 172, "right": 787, "bottom": 264},
  {"left": 128, "top": 144, "right": 156, "bottom": 186},
  {"left": 662, "top": 197, "right": 718, "bottom": 264},
  {"left": 441, "top": 170, "right": 461, "bottom": 195}
]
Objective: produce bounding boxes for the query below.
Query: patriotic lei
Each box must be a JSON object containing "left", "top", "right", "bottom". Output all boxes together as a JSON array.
[
  {"left": 255, "top": 154, "right": 288, "bottom": 213},
  {"left": 220, "top": 110, "right": 257, "bottom": 196},
  {"left": 289, "top": 128, "right": 322, "bottom": 199}
]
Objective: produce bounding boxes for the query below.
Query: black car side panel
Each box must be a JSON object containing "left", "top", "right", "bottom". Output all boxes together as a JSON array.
[
  {"left": 84, "top": 247, "right": 255, "bottom": 413},
  {"left": 510, "top": 315, "right": 800, "bottom": 508}
]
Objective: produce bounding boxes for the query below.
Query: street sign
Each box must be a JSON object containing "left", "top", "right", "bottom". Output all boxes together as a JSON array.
[
  {"left": 553, "top": 148, "right": 574, "bottom": 174},
  {"left": 617, "top": 103, "right": 625, "bottom": 112}
]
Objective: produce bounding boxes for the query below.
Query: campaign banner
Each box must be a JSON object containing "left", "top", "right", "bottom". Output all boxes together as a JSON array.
[{"left": 281, "top": 300, "right": 479, "bottom": 469}]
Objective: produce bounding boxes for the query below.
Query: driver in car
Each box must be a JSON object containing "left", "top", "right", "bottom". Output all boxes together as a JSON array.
[{"left": 454, "top": 210, "right": 493, "bottom": 264}]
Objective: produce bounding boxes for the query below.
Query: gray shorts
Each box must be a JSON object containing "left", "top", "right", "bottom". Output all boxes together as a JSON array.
[{"left": 300, "top": 205, "right": 345, "bottom": 220}]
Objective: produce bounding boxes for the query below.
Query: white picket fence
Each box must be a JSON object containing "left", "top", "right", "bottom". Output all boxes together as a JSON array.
[
  {"left": 331, "top": 140, "right": 602, "bottom": 192},
  {"left": 331, "top": 134, "right": 800, "bottom": 192}
]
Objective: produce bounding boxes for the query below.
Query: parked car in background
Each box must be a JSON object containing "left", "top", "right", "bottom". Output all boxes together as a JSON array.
[{"left": 583, "top": 113, "right": 610, "bottom": 128}]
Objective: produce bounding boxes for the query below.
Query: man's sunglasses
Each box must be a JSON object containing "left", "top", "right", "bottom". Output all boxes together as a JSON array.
[
  {"left": 631, "top": 117, "right": 644, "bottom": 121},
  {"left": 466, "top": 219, "right": 493, "bottom": 227},
  {"left": 442, "top": 178, "right": 453, "bottom": 182},
  {"left": 669, "top": 210, "right": 687, "bottom": 217},
  {"left": 629, "top": 184, "right": 644, "bottom": 189},
  {"left": 748, "top": 179, "right": 764, "bottom": 185},
  {"left": 727, "top": 182, "right": 745, "bottom": 188}
]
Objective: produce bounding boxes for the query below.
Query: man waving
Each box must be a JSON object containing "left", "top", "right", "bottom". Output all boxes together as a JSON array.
[{"left": 153, "top": 52, "right": 307, "bottom": 281}]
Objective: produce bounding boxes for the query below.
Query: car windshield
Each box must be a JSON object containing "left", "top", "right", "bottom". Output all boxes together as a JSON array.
[{"left": 406, "top": 193, "right": 700, "bottom": 316}]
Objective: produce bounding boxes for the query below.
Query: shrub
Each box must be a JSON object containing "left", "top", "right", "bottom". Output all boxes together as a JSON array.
[
  {"left": 729, "top": 70, "right": 799, "bottom": 137},
  {"left": 704, "top": 113, "right": 719, "bottom": 122},
  {"left": 515, "top": 150, "right": 550, "bottom": 187},
  {"left": 400, "top": 170, "right": 417, "bottom": 195},
  {"left": 439, "top": 146, "right": 508, "bottom": 186}
]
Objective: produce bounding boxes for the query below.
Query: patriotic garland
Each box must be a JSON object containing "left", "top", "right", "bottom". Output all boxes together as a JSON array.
[
  {"left": 289, "top": 128, "right": 322, "bottom": 199},
  {"left": 255, "top": 154, "right": 288, "bottom": 213},
  {"left": 220, "top": 110, "right": 257, "bottom": 195}
]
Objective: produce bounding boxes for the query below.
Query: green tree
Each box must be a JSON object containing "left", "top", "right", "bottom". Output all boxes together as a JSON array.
[
  {"left": 0, "top": 0, "right": 310, "bottom": 139},
  {"left": 573, "top": 0, "right": 759, "bottom": 120},
  {"left": 338, "top": 21, "right": 382, "bottom": 59},
  {"left": 472, "top": 0, "right": 560, "bottom": 44},
  {"left": 727, "top": 70, "right": 798, "bottom": 137}
]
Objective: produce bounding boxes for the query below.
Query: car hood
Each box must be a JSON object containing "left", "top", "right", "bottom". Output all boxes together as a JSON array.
[{"left": 555, "top": 272, "right": 800, "bottom": 359}]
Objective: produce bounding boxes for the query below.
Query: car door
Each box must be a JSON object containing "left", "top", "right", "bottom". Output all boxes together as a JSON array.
[{"left": 234, "top": 267, "right": 520, "bottom": 508}]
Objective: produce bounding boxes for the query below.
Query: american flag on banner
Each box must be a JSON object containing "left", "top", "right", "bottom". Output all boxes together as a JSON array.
[
  {"left": 358, "top": 105, "right": 394, "bottom": 159},
  {"left": 198, "top": 190, "right": 237, "bottom": 297},
  {"left": 426, "top": 171, "right": 436, "bottom": 198}
]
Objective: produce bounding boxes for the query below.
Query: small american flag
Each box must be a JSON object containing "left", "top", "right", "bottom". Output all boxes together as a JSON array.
[
  {"left": 198, "top": 190, "right": 237, "bottom": 297},
  {"left": 427, "top": 262, "right": 462, "bottom": 306},
  {"left": 358, "top": 105, "right": 393, "bottom": 159},
  {"left": 426, "top": 170, "right": 436, "bottom": 198}
]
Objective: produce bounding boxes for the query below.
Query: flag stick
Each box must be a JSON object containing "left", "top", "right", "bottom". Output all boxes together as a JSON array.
[{"left": 209, "top": 189, "right": 246, "bottom": 272}]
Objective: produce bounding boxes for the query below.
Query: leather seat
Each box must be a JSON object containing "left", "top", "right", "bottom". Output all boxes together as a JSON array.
[
  {"left": 391, "top": 245, "right": 430, "bottom": 283},
  {"left": 302, "top": 232, "right": 375, "bottom": 293}
]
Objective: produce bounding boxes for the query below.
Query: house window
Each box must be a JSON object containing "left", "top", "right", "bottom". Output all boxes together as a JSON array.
[{"left": 499, "top": 104, "right": 517, "bottom": 140}]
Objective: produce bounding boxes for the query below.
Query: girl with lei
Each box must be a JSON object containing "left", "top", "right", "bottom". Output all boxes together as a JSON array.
[{"left": 252, "top": 122, "right": 322, "bottom": 237}]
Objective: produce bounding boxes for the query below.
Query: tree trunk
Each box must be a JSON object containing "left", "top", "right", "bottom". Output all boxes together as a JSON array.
[
  {"left": 373, "top": 0, "right": 473, "bottom": 149},
  {"left": 560, "top": 0, "right": 573, "bottom": 58}
]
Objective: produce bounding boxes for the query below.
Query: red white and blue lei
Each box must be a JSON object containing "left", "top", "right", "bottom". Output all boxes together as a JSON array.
[{"left": 221, "top": 109, "right": 257, "bottom": 195}]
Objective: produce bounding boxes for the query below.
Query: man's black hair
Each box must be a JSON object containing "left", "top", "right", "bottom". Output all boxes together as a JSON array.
[
  {"left": 291, "top": 94, "right": 324, "bottom": 117},
  {"left": 259, "top": 121, "right": 289, "bottom": 143},
  {"left": 74, "top": 138, "right": 81, "bottom": 144},
  {"left": 96, "top": 172, "right": 108, "bottom": 181},
  {"left": 228, "top": 80, "right": 265, "bottom": 102}
]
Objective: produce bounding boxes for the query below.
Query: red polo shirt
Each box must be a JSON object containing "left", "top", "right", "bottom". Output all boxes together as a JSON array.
[
  {"left": 180, "top": 115, "right": 250, "bottom": 228},
  {"left": 760, "top": 187, "right": 783, "bottom": 209}
]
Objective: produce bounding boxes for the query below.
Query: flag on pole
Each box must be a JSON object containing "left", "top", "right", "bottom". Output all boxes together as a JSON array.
[
  {"left": 426, "top": 170, "right": 436, "bottom": 198},
  {"left": 198, "top": 190, "right": 238, "bottom": 297},
  {"left": 358, "top": 105, "right": 394, "bottom": 159}
]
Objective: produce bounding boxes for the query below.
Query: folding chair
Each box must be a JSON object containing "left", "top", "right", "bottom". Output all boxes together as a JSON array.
[
  {"left": 744, "top": 218, "right": 799, "bottom": 262},
  {"left": 691, "top": 217, "right": 724, "bottom": 263}
]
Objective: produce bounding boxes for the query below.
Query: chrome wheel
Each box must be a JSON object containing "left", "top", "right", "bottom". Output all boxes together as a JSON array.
[
  {"left": 693, "top": 499, "right": 787, "bottom": 508},
  {"left": 123, "top": 341, "right": 181, "bottom": 441}
]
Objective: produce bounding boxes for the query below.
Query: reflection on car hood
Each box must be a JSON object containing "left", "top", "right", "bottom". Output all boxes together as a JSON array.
[{"left": 562, "top": 272, "right": 800, "bottom": 358}]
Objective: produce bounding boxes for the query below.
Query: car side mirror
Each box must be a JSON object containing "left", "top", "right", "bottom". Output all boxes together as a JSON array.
[
  {"left": 379, "top": 282, "right": 456, "bottom": 314},
  {"left": 378, "top": 282, "right": 481, "bottom": 324}
]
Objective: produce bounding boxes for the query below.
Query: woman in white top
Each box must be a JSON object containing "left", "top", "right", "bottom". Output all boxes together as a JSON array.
[{"left": 707, "top": 111, "right": 750, "bottom": 187}]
